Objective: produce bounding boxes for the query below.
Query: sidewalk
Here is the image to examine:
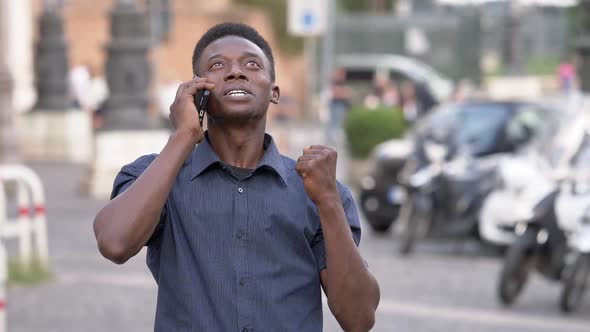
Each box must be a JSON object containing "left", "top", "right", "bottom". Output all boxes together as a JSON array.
[{"left": 7, "top": 162, "right": 157, "bottom": 332}]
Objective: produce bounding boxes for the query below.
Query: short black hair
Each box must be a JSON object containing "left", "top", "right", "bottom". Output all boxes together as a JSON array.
[{"left": 192, "top": 22, "right": 275, "bottom": 81}]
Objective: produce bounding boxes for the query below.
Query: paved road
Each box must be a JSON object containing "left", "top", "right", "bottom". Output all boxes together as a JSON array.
[{"left": 7, "top": 161, "right": 590, "bottom": 332}]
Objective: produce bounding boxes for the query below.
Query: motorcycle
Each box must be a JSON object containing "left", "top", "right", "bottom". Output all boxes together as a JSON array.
[
  {"left": 496, "top": 108, "right": 590, "bottom": 310},
  {"left": 555, "top": 176, "right": 590, "bottom": 313},
  {"left": 396, "top": 141, "right": 497, "bottom": 255},
  {"left": 497, "top": 185, "right": 568, "bottom": 306}
]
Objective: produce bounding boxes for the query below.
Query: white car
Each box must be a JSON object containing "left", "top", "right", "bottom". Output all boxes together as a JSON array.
[{"left": 334, "top": 53, "right": 454, "bottom": 102}]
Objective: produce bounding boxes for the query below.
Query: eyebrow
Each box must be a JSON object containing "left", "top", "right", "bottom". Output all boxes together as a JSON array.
[{"left": 206, "top": 51, "right": 264, "bottom": 62}]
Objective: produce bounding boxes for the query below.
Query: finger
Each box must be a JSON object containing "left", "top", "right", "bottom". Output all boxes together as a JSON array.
[
  {"left": 302, "top": 150, "right": 329, "bottom": 159},
  {"left": 183, "top": 81, "right": 215, "bottom": 96},
  {"left": 308, "top": 145, "right": 334, "bottom": 151},
  {"left": 297, "top": 155, "right": 317, "bottom": 162},
  {"left": 302, "top": 146, "right": 327, "bottom": 155},
  {"left": 303, "top": 146, "right": 334, "bottom": 155}
]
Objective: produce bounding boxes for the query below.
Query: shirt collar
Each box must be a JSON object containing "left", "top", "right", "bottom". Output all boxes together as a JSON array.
[{"left": 190, "top": 132, "right": 288, "bottom": 186}]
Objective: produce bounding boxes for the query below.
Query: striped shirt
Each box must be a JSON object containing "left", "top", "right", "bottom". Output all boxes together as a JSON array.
[{"left": 111, "top": 133, "right": 361, "bottom": 331}]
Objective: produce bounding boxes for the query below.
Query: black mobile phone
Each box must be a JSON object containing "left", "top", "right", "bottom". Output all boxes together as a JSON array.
[{"left": 194, "top": 89, "right": 209, "bottom": 128}]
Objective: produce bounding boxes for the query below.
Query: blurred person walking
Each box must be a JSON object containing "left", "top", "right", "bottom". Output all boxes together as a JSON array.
[
  {"left": 328, "top": 67, "right": 352, "bottom": 141},
  {"left": 400, "top": 80, "right": 418, "bottom": 123},
  {"left": 558, "top": 57, "right": 576, "bottom": 95},
  {"left": 93, "top": 23, "right": 379, "bottom": 331}
]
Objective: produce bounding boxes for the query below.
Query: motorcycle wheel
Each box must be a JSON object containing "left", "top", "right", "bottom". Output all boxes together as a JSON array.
[
  {"left": 397, "top": 197, "right": 428, "bottom": 256},
  {"left": 498, "top": 241, "right": 533, "bottom": 305},
  {"left": 560, "top": 253, "right": 590, "bottom": 313}
]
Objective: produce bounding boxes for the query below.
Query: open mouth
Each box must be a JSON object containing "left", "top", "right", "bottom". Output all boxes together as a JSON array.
[{"left": 224, "top": 89, "right": 252, "bottom": 97}]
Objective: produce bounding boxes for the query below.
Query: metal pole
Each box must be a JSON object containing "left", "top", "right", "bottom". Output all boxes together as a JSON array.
[
  {"left": 321, "top": 0, "right": 335, "bottom": 129},
  {"left": 304, "top": 36, "right": 317, "bottom": 121}
]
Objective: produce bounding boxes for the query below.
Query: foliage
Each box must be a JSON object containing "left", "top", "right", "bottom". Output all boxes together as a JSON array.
[
  {"left": 526, "top": 57, "right": 560, "bottom": 76},
  {"left": 8, "top": 258, "right": 52, "bottom": 286},
  {"left": 344, "top": 106, "right": 407, "bottom": 159},
  {"left": 339, "top": 0, "right": 397, "bottom": 13}
]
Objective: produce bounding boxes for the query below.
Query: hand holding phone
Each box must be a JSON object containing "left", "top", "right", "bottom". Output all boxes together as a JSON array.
[{"left": 194, "top": 89, "right": 209, "bottom": 128}]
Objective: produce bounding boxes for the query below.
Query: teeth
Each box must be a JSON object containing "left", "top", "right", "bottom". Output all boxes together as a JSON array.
[{"left": 228, "top": 90, "right": 247, "bottom": 96}]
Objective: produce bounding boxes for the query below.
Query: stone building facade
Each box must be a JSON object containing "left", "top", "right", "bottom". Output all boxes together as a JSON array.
[{"left": 28, "top": 0, "right": 305, "bottom": 121}]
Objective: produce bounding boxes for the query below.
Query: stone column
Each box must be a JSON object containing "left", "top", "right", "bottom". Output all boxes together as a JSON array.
[
  {"left": 33, "top": 1, "right": 69, "bottom": 111},
  {"left": 0, "top": 0, "right": 20, "bottom": 163},
  {"left": 100, "top": 0, "right": 154, "bottom": 130},
  {"left": 19, "top": 0, "right": 92, "bottom": 163},
  {"left": 5, "top": 0, "right": 35, "bottom": 114},
  {"left": 87, "top": 0, "right": 170, "bottom": 198}
]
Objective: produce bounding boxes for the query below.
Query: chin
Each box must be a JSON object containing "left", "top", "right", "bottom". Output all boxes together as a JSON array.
[{"left": 214, "top": 109, "right": 263, "bottom": 123}]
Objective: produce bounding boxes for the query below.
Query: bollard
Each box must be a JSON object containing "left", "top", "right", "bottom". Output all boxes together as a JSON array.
[
  {"left": 0, "top": 165, "right": 49, "bottom": 270},
  {"left": 0, "top": 240, "right": 6, "bottom": 332},
  {"left": 16, "top": 181, "right": 32, "bottom": 271}
]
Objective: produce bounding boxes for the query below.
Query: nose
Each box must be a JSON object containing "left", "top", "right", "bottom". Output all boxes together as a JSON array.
[{"left": 224, "top": 62, "right": 248, "bottom": 81}]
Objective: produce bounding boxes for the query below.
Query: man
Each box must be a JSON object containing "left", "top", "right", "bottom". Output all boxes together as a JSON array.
[{"left": 93, "top": 22, "right": 379, "bottom": 331}]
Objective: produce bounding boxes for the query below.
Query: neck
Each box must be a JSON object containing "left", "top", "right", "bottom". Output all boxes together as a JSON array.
[{"left": 206, "top": 120, "right": 266, "bottom": 169}]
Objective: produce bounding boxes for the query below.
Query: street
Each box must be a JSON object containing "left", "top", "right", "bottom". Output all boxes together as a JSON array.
[{"left": 7, "top": 161, "right": 590, "bottom": 332}]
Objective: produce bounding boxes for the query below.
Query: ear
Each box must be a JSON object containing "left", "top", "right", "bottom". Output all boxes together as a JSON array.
[{"left": 270, "top": 84, "right": 280, "bottom": 104}]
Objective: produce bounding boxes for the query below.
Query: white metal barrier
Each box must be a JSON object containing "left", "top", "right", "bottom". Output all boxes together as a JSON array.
[
  {"left": 0, "top": 181, "right": 6, "bottom": 332},
  {"left": 0, "top": 165, "right": 49, "bottom": 270}
]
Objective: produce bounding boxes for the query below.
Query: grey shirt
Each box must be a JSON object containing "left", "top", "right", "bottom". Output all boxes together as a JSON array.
[{"left": 111, "top": 133, "right": 361, "bottom": 332}]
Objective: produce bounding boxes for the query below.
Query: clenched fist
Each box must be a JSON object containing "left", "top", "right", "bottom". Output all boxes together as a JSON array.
[
  {"left": 169, "top": 76, "right": 215, "bottom": 144},
  {"left": 296, "top": 145, "right": 340, "bottom": 205}
]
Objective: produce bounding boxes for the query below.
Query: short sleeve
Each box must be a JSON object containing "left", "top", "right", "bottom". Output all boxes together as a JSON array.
[
  {"left": 310, "top": 182, "right": 362, "bottom": 272},
  {"left": 110, "top": 154, "right": 165, "bottom": 246}
]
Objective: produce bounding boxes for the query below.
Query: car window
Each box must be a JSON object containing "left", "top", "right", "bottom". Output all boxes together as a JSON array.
[{"left": 455, "top": 103, "right": 511, "bottom": 155}]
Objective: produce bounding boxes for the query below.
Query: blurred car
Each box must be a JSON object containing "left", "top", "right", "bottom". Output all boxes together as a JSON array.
[
  {"left": 334, "top": 53, "right": 454, "bottom": 104},
  {"left": 359, "top": 100, "right": 557, "bottom": 233}
]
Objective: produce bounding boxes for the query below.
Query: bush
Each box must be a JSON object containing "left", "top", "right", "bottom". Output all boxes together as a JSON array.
[{"left": 344, "top": 106, "right": 407, "bottom": 159}]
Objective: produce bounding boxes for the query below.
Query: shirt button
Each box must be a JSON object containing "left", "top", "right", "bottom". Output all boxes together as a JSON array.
[
  {"left": 237, "top": 231, "right": 243, "bottom": 239},
  {"left": 242, "top": 328, "right": 248, "bottom": 332},
  {"left": 237, "top": 187, "right": 244, "bottom": 193},
  {"left": 239, "top": 278, "right": 246, "bottom": 286}
]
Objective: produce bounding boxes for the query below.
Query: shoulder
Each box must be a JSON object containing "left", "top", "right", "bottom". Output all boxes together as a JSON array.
[
  {"left": 110, "top": 154, "right": 159, "bottom": 199},
  {"left": 119, "top": 154, "right": 159, "bottom": 177}
]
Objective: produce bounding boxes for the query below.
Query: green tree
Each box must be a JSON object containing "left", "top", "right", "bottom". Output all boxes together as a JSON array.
[{"left": 339, "top": 0, "right": 396, "bottom": 13}]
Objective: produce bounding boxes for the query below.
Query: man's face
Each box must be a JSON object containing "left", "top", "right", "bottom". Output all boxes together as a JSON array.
[{"left": 197, "top": 36, "right": 280, "bottom": 122}]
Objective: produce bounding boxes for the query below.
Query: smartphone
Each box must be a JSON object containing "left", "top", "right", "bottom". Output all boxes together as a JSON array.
[{"left": 194, "top": 89, "right": 209, "bottom": 128}]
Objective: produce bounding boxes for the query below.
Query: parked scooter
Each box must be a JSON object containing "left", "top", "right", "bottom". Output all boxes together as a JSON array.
[
  {"left": 497, "top": 113, "right": 590, "bottom": 308},
  {"left": 555, "top": 176, "right": 590, "bottom": 313},
  {"left": 553, "top": 135, "right": 590, "bottom": 313},
  {"left": 396, "top": 142, "right": 497, "bottom": 255},
  {"left": 480, "top": 107, "right": 580, "bottom": 249},
  {"left": 479, "top": 152, "right": 556, "bottom": 248},
  {"left": 497, "top": 183, "right": 568, "bottom": 306}
]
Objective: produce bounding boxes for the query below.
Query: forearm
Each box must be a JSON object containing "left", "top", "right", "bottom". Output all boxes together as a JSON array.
[
  {"left": 94, "top": 130, "right": 197, "bottom": 263},
  {"left": 317, "top": 197, "right": 380, "bottom": 331}
]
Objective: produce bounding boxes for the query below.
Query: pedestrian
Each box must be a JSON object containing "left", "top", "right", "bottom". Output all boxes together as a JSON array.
[
  {"left": 93, "top": 22, "right": 379, "bottom": 331},
  {"left": 328, "top": 67, "right": 352, "bottom": 142},
  {"left": 557, "top": 57, "right": 576, "bottom": 95}
]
